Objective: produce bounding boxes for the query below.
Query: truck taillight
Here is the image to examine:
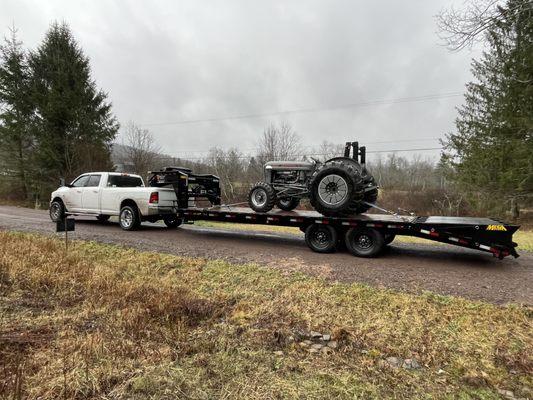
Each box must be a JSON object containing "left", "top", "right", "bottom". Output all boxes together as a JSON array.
[{"left": 149, "top": 192, "right": 159, "bottom": 204}]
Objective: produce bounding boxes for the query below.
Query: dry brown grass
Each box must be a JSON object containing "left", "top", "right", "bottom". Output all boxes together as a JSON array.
[{"left": 0, "top": 232, "right": 531, "bottom": 399}]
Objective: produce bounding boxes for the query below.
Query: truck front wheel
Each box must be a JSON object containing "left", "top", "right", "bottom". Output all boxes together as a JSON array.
[
  {"left": 119, "top": 205, "right": 140, "bottom": 230},
  {"left": 49, "top": 200, "right": 65, "bottom": 222}
]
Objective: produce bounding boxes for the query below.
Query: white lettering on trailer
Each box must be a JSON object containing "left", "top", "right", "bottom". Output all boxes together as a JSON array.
[
  {"left": 448, "top": 237, "right": 460, "bottom": 242},
  {"left": 479, "top": 244, "right": 491, "bottom": 250},
  {"left": 420, "top": 229, "right": 431, "bottom": 235}
]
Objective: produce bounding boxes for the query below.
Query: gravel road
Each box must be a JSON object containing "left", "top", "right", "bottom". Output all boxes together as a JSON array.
[{"left": 0, "top": 205, "right": 531, "bottom": 305}]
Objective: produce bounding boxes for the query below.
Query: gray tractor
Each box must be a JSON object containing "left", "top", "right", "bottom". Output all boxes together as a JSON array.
[{"left": 248, "top": 142, "right": 378, "bottom": 216}]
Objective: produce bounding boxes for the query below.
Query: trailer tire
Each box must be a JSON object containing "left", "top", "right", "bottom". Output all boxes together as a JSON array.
[
  {"left": 384, "top": 233, "right": 395, "bottom": 245},
  {"left": 163, "top": 215, "right": 182, "bottom": 228},
  {"left": 119, "top": 205, "right": 141, "bottom": 231},
  {"left": 96, "top": 215, "right": 110, "bottom": 222},
  {"left": 345, "top": 228, "right": 385, "bottom": 257},
  {"left": 49, "top": 200, "right": 65, "bottom": 222},
  {"left": 276, "top": 197, "right": 300, "bottom": 211},
  {"left": 248, "top": 182, "right": 276, "bottom": 213},
  {"left": 305, "top": 224, "right": 338, "bottom": 253}
]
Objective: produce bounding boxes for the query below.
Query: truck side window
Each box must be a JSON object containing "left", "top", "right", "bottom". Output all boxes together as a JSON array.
[
  {"left": 107, "top": 175, "right": 143, "bottom": 187},
  {"left": 87, "top": 175, "right": 101, "bottom": 187},
  {"left": 71, "top": 175, "right": 90, "bottom": 187}
]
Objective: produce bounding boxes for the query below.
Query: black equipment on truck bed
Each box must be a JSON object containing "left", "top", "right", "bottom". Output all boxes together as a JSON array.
[{"left": 176, "top": 207, "right": 519, "bottom": 259}]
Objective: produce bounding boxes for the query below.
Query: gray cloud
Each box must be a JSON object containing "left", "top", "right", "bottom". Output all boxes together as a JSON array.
[{"left": 1, "top": 0, "right": 481, "bottom": 160}]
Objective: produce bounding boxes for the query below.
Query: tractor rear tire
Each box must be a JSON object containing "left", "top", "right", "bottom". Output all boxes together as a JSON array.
[
  {"left": 276, "top": 197, "right": 300, "bottom": 211},
  {"left": 309, "top": 160, "right": 360, "bottom": 216},
  {"left": 248, "top": 182, "right": 276, "bottom": 213}
]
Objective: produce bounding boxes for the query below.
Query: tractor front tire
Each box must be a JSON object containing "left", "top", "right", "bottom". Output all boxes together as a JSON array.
[
  {"left": 248, "top": 182, "right": 276, "bottom": 213},
  {"left": 276, "top": 197, "right": 300, "bottom": 211}
]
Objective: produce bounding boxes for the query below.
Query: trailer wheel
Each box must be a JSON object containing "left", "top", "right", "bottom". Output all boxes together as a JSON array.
[
  {"left": 163, "top": 215, "right": 182, "bottom": 228},
  {"left": 384, "top": 233, "right": 395, "bottom": 245},
  {"left": 305, "top": 224, "right": 338, "bottom": 253},
  {"left": 96, "top": 215, "right": 110, "bottom": 222},
  {"left": 49, "top": 200, "right": 65, "bottom": 222},
  {"left": 119, "top": 205, "right": 141, "bottom": 231},
  {"left": 345, "top": 228, "right": 385, "bottom": 257},
  {"left": 248, "top": 182, "right": 276, "bottom": 213},
  {"left": 276, "top": 197, "right": 300, "bottom": 211}
]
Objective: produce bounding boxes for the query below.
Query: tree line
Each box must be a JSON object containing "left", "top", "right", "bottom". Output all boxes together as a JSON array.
[{"left": 0, "top": 22, "right": 118, "bottom": 202}]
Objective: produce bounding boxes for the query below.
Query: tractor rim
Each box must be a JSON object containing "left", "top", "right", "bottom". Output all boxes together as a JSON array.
[
  {"left": 121, "top": 208, "right": 133, "bottom": 228},
  {"left": 251, "top": 188, "right": 268, "bottom": 207},
  {"left": 318, "top": 174, "right": 348, "bottom": 205},
  {"left": 279, "top": 198, "right": 292, "bottom": 207}
]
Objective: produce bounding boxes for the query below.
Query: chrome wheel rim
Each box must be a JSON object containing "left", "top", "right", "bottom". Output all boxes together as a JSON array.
[
  {"left": 50, "top": 203, "right": 61, "bottom": 220},
  {"left": 318, "top": 174, "right": 348, "bottom": 205},
  {"left": 121, "top": 209, "right": 133, "bottom": 228},
  {"left": 251, "top": 188, "right": 267, "bottom": 207}
]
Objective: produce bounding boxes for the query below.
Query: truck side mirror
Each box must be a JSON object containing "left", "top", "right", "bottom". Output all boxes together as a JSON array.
[{"left": 59, "top": 178, "right": 65, "bottom": 187}]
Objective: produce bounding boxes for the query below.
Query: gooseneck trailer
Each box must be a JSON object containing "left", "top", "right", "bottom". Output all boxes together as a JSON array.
[
  {"left": 145, "top": 166, "right": 520, "bottom": 260},
  {"left": 175, "top": 206, "right": 519, "bottom": 259}
]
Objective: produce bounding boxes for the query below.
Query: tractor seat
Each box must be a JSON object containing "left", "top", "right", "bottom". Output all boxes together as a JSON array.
[{"left": 265, "top": 161, "right": 315, "bottom": 171}]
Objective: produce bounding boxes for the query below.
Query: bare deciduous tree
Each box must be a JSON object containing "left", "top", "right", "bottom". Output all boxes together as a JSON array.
[
  {"left": 257, "top": 122, "right": 301, "bottom": 163},
  {"left": 120, "top": 121, "right": 161, "bottom": 175},
  {"left": 436, "top": 0, "right": 527, "bottom": 51}
]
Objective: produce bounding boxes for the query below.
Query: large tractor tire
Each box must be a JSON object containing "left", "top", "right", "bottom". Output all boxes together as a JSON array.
[
  {"left": 309, "top": 159, "right": 375, "bottom": 216},
  {"left": 248, "top": 182, "right": 276, "bottom": 213}
]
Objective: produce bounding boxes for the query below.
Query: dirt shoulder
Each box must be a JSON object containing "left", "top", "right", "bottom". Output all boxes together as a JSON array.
[{"left": 0, "top": 205, "right": 531, "bottom": 305}]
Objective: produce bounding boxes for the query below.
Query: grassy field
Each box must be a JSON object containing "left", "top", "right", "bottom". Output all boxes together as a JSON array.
[
  {"left": 194, "top": 220, "right": 533, "bottom": 252},
  {"left": 0, "top": 233, "right": 531, "bottom": 399}
]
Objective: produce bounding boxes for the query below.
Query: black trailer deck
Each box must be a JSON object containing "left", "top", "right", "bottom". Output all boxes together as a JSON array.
[{"left": 177, "top": 206, "right": 519, "bottom": 259}]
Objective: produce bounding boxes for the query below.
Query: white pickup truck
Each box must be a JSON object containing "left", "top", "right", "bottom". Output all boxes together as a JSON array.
[{"left": 49, "top": 172, "right": 182, "bottom": 230}]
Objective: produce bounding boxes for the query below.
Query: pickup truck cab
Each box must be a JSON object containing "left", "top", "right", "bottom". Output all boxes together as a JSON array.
[{"left": 49, "top": 172, "right": 181, "bottom": 230}]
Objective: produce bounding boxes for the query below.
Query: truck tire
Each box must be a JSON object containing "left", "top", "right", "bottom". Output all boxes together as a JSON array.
[
  {"left": 163, "top": 215, "right": 182, "bottom": 228},
  {"left": 276, "top": 197, "right": 300, "bottom": 211},
  {"left": 305, "top": 224, "right": 338, "bottom": 253},
  {"left": 96, "top": 215, "right": 110, "bottom": 222},
  {"left": 248, "top": 182, "right": 276, "bottom": 213},
  {"left": 49, "top": 200, "right": 65, "bottom": 222},
  {"left": 119, "top": 205, "right": 141, "bottom": 231},
  {"left": 345, "top": 228, "right": 385, "bottom": 258}
]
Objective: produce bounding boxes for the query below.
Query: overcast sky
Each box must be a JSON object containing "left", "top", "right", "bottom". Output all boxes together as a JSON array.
[{"left": 1, "top": 0, "right": 480, "bottom": 161}]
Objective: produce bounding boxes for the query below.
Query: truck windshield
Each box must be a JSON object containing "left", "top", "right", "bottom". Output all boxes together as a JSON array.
[{"left": 107, "top": 175, "right": 143, "bottom": 187}]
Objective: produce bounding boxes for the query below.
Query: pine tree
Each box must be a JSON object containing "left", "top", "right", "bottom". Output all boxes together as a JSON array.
[
  {"left": 0, "top": 26, "right": 33, "bottom": 200},
  {"left": 29, "top": 21, "right": 118, "bottom": 190},
  {"left": 443, "top": 0, "right": 533, "bottom": 215}
]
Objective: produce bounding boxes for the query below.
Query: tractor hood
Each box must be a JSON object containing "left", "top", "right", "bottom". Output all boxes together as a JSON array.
[{"left": 265, "top": 161, "right": 315, "bottom": 171}]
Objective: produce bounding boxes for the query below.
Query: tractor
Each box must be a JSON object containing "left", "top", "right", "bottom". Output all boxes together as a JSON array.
[{"left": 248, "top": 142, "right": 378, "bottom": 216}]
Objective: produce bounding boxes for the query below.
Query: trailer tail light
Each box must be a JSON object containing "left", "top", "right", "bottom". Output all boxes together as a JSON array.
[{"left": 149, "top": 192, "right": 159, "bottom": 204}]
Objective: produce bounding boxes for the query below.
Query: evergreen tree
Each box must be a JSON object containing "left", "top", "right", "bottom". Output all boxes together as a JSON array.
[
  {"left": 443, "top": 0, "right": 533, "bottom": 215},
  {"left": 0, "top": 26, "right": 33, "bottom": 199},
  {"left": 29, "top": 21, "right": 118, "bottom": 190}
]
